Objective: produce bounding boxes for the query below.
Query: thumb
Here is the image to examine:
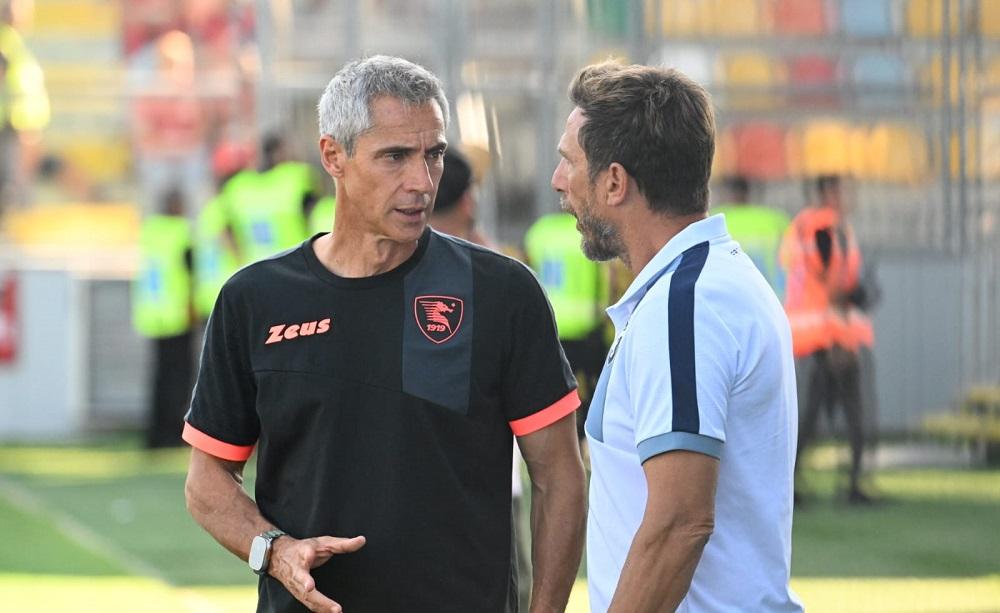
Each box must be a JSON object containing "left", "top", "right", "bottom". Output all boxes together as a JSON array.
[{"left": 317, "top": 535, "right": 366, "bottom": 554}]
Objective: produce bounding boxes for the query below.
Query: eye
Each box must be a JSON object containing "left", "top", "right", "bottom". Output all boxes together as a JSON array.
[
  {"left": 427, "top": 149, "right": 445, "bottom": 161},
  {"left": 386, "top": 152, "right": 406, "bottom": 162}
]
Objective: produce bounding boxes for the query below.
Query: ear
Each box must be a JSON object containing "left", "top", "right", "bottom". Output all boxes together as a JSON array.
[
  {"left": 319, "top": 135, "right": 348, "bottom": 179},
  {"left": 603, "top": 162, "right": 629, "bottom": 208}
]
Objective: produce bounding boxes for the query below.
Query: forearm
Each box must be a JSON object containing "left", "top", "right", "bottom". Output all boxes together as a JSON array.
[
  {"left": 528, "top": 466, "right": 587, "bottom": 613},
  {"left": 184, "top": 454, "right": 274, "bottom": 561},
  {"left": 608, "top": 521, "right": 711, "bottom": 613}
]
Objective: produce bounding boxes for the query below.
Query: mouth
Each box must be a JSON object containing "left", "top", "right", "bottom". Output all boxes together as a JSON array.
[{"left": 394, "top": 206, "right": 426, "bottom": 221}]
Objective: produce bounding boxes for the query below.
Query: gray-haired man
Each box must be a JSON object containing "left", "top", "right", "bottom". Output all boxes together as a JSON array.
[{"left": 183, "top": 55, "right": 586, "bottom": 613}]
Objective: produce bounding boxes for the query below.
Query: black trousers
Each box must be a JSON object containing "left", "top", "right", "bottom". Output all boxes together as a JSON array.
[
  {"left": 796, "top": 347, "right": 866, "bottom": 493},
  {"left": 147, "top": 331, "right": 194, "bottom": 448}
]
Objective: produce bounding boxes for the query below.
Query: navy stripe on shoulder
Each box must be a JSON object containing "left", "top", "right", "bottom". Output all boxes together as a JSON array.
[{"left": 667, "top": 241, "right": 710, "bottom": 434}]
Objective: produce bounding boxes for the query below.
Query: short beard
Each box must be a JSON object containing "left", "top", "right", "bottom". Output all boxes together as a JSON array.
[{"left": 577, "top": 207, "right": 624, "bottom": 262}]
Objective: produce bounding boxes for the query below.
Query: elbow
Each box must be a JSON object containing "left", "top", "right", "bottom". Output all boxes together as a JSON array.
[
  {"left": 685, "top": 516, "right": 715, "bottom": 549},
  {"left": 647, "top": 513, "right": 715, "bottom": 552}
]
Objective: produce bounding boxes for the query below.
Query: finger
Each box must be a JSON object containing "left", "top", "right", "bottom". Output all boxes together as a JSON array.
[
  {"left": 298, "top": 585, "right": 344, "bottom": 613},
  {"left": 313, "top": 535, "right": 366, "bottom": 554},
  {"left": 289, "top": 565, "right": 317, "bottom": 595}
]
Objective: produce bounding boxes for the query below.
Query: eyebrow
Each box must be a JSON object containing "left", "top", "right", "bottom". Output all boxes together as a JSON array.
[{"left": 374, "top": 142, "right": 448, "bottom": 157}]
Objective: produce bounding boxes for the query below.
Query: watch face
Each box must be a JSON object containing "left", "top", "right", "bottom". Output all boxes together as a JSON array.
[{"left": 248, "top": 536, "right": 268, "bottom": 571}]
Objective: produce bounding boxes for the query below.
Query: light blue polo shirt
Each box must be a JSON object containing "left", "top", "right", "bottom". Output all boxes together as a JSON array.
[{"left": 585, "top": 214, "right": 803, "bottom": 612}]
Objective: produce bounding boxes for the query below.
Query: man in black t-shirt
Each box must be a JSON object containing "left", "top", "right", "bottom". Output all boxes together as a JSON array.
[{"left": 182, "top": 55, "right": 586, "bottom": 613}]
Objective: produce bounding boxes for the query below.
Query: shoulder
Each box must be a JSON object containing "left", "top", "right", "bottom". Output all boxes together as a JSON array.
[
  {"left": 220, "top": 244, "right": 307, "bottom": 303},
  {"left": 433, "top": 231, "right": 536, "bottom": 282}
]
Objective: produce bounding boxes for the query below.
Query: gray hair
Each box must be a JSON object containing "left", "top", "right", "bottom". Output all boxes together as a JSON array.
[{"left": 317, "top": 55, "right": 450, "bottom": 156}]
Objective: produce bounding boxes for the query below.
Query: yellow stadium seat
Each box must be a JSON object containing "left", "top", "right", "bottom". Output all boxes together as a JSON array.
[
  {"left": 4, "top": 203, "right": 139, "bottom": 248},
  {"left": 866, "top": 123, "right": 930, "bottom": 183},
  {"left": 988, "top": 59, "right": 1000, "bottom": 89},
  {"left": 647, "top": 0, "right": 711, "bottom": 36},
  {"left": 60, "top": 138, "right": 132, "bottom": 183},
  {"left": 718, "top": 52, "right": 784, "bottom": 109},
  {"left": 801, "top": 120, "right": 853, "bottom": 176},
  {"left": 907, "top": 0, "right": 961, "bottom": 37},
  {"left": 929, "top": 128, "right": 983, "bottom": 180},
  {"left": 711, "top": 0, "right": 763, "bottom": 36},
  {"left": 31, "top": 0, "right": 120, "bottom": 36},
  {"left": 920, "top": 55, "right": 978, "bottom": 107},
  {"left": 977, "top": 0, "right": 1000, "bottom": 37},
  {"left": 848, "top": 126, "right": 870, "bottom": 180}
]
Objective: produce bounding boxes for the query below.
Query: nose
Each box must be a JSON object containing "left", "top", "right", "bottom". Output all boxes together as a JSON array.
[
  {"left": 405, "top": 158, "right": 435, "bottom": 196},
  {"left": 551, "top": 159, "right": 567, "bottom": 193}
]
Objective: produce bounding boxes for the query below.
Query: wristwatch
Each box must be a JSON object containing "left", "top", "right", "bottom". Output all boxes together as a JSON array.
[{"left": 248, "top": 529, "right": 286, "bottom": 576}]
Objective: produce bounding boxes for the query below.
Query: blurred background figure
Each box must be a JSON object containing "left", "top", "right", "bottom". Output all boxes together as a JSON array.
[
  {"left": 131, "top": 187, "right": 193, "bottom": 449},
  {"left": 222, "top": 132, "right": 319, "bottom": 264},
  {"left": 307, "top": 191, "right": 336, "bottom": 235},
  {"left": 523, "top": 208, "right": 610, "bottom": 443},
  {"left": 782, "top": 175, "right": 876, "bottom": 504},
  {"left": 192, "top": 141, "right": 251, "bottom": 322},
  {"left": 712, "top": 174, "right": 790, "bottom": 297},
  {"left": 130, "top": 29, "right": 207, "bottom": 216},
  {"left": 0, "top": 0, "right": 49, "bottom": 213},
  {"left": 430, "top": 148, "right": 491, "bottom": 245}
]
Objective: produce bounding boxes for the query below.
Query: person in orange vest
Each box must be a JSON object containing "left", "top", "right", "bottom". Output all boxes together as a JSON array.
[{"left": 781, "top": 174, "right": 876, "bottom": 504}]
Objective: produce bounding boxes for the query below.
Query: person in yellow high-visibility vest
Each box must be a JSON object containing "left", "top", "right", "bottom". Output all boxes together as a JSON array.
[
  {"left": 308, "top": 194, "right": 336, "bottom": 235},
  {"left": 223, "top": 134, "right": 320, "bottom": 264},
  {"left": 0, "top": 4, "right": 50, "bottom": 211},
  {"left": 524, "top": 210, "right": 610, "bottom": 441},
  {"left": 192, "top": 145, "right": 253, "bottom": 321},
  {"left": 133, "top": 188, "right": 195, "bottom": 448},
  {"left": 712, "top": 175, "right": 790, "bottom": 297}
]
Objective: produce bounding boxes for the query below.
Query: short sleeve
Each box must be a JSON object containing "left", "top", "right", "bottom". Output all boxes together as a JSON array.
[
  {"left": 501, "top": 260, "right": 580, "bottom": 436},
  {"left": 625, "top": 290, "right": 737, "bottom": 463},
  {"left": 182, "top": 283, "right": 259, "bottom": 461}
]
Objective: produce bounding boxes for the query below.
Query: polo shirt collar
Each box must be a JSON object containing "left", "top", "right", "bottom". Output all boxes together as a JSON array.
[{"left": 607, "top": 214, "right": 728, "bottom": 326}]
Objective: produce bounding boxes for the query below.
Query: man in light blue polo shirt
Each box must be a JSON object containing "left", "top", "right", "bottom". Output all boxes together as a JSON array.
[{"left": 552, "top": 62, "right": 802, "bottom": 612}]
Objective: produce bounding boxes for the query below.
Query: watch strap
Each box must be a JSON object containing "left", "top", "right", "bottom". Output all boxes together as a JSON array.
[{"left": 250, "top": 529, "right": 286, "bottom": 576}]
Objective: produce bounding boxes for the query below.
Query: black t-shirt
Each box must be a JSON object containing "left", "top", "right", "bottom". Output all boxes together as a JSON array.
[{"left": 185, "top": 228, "right": 578, "bottom": 613}]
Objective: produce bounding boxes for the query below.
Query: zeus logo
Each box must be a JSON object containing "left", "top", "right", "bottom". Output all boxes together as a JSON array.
[{"left": 265, "top": 318, "right": 331, "bottom": 345}]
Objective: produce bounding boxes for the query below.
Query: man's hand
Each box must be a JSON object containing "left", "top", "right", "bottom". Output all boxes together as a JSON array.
[{"left": 269, "top": 535, "right": 366, "bottom": 613}]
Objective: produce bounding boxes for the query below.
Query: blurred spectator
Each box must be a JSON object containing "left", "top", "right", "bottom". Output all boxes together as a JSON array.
[
  {"left": 712, "top": 175, "right": 790, "bottom": 297},
  {"left": 307, "top": 193, "right": 336, "bottom": 235},
  {"left": 0, "top": 0, "right": 50, "bottom": 212},
  {"left": 430, "top": 148, "right": 492, "bottom": 246},
  {"left": 221, "top": 133, "right": 319, "bottom": 264},
  {"left": 524, "top": 209, "right": 610, "bottom": 442},
  {"left": 191, "top": 142, "right": 252, "bottom": 321},
  {"left": 781, "top": 175, "right": 876, "bottom": 504},
  {"left": 131, "top": 29, "right": 208, "bottom": 215},
  {"left": 132, "top": 187, "right": 194, "bottom": 448}
]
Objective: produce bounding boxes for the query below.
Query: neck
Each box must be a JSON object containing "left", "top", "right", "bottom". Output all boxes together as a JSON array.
[
  {"left": 620, "top": 208, "right": 707, "bottom": 276},
  {"left": 313, "top": 226, "right": 421, "bottom": 278}
]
